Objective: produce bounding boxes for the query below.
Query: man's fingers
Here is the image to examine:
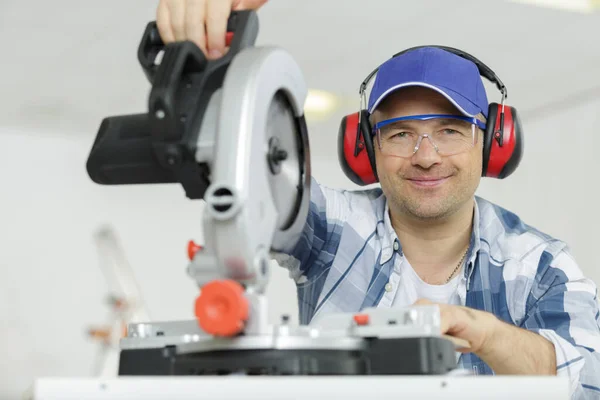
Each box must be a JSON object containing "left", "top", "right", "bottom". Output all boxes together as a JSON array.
[
  {"left": 205, "top": 0, "right": 232, "bottom": 58},
  {"left": 413, "top": 299, "right": 454, "bottom": 336},
  {"left": 435, "top": 303, "right": 465, "bottom": 336},
  {"left": 156, "top": 0, "right": 175, "bottom": 44},
  {"left": 413, "top": 299, "right": 449, "bottom": 330},
  {"left": 413, "top": 300, "right": 486, "bottom": 353},
  {"left": 233, "top": 0, "right": 269, "bottom": 10},
  {"left": 166, "top": 0, "right": 187, "bottom": 41},
  {"left": 156, "top": 0, "right": 267, "bottom": 59},
  {"left": 185, "top": 0, "right": 208, "bottom": 55},
  {"left": 439, "top": 304, "right": 453, "bottom": 334}
]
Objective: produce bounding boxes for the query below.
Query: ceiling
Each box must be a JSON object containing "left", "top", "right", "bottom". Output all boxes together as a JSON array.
[{"left": 1, "top": 0, "right": 599, "bottom": 139}]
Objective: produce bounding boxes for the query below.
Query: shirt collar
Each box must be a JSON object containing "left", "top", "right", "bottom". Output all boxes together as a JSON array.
[
  {"left": 378, "top": 197, "right": 481, "bottom": 275},
  {"left": 378, "top": 199, "right": 399, "bottom": 265},
  {"left": 463, "top": 198, "right": 481, "bottom": 282}
]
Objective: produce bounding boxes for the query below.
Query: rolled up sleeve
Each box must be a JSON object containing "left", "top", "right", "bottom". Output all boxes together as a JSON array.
[{"left": 521, "top": 248, "right": 600, "bottom": 399}]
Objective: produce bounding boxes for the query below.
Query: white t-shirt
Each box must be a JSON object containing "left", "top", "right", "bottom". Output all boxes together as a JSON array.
[{"left": 391, "top": 257, "right": 462, "bottom": 307}]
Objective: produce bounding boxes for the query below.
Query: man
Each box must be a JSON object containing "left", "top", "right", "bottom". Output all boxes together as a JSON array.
[{"left": 155, "top": 0, "right": 600, "bottom": 397}]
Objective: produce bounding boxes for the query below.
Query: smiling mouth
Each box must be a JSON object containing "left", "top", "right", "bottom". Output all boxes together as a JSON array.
[{"left": 406, "top": 176, "right": 450, "bottom": 187}]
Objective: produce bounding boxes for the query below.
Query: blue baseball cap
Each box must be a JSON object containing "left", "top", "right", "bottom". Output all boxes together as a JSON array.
[{"left": 367, "top": 47, "right": 489, "bottom": 119}]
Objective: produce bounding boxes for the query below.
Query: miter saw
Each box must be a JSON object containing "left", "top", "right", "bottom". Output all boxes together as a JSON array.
[{"left": 84, "top": 10, "right": 461, "bottom": 377}]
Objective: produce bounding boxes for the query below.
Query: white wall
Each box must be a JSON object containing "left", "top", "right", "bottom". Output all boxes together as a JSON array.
[{"left": 1, "top": 98, "right": 598, "bottom": 399}]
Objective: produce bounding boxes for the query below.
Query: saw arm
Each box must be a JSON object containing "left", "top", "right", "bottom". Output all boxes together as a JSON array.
[{"left": 86, "top": 10, "right": 311, "bottom": 334}]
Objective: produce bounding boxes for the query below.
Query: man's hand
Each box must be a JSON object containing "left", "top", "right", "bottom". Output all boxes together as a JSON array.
[
  {"left": 413, "top": 299, "right": 497, "bottom": 354},
  {"left": 156, "top": 0, "right": 268, "bottom": 59},
  {"left": 414, "top": 299, "right": 557, "bottom": 375}
]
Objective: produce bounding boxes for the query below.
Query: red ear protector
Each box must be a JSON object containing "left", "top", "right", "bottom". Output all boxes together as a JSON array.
[{"left": 338, "top": 45, "right": 523, "bottom": 186}]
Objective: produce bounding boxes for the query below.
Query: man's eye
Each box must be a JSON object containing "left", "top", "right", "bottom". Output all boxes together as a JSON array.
[
  {"left": 388, "top": 131, "right": 408, "bottom": 139},
  {"left": 442, "top": 129, "right": 460, "bottom": 135}
]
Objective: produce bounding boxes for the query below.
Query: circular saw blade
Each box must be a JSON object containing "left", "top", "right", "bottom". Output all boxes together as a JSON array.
[{"left": 266, "top": 91, "right": 305, "bottom": 231}]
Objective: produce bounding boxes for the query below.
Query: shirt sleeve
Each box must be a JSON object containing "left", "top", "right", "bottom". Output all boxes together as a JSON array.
[
  {"left": 521, "top": 246, "right": 600, "bottom": 399},
  {"left": 271, "top": 176, "right": 351, "bottom": 282}
]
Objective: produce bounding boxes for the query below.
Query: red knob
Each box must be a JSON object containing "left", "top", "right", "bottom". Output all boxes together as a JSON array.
[
  {"left": 195, "top": 280, "right": 249, "bottom": 337},
  {"left": 353, "top": 313, "right": 370, "bottom": 326},
  {"left": 187, "top": 240, "right": 203, "bottom": 261}
]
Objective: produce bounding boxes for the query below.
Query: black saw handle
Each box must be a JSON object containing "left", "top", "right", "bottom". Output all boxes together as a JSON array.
[
  {"left": 138, "top": 10, "right": 259, "bottom": 83},
  {"left": 86, "top": 10, "right": 259, "bottom": 200}
]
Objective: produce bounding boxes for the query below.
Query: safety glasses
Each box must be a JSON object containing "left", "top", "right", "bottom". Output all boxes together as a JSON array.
[{"left": 373, "top": 114, "right": 485, "bottom": 158}]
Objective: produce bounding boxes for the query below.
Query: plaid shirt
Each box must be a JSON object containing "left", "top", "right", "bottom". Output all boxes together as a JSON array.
[{"left": 275, "top": 177, "right": 600, "bottom": 399}]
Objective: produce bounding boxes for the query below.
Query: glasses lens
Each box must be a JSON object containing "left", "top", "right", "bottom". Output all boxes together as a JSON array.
[{"left": 376, "top": 116, "right": 476, "bottom": 157}]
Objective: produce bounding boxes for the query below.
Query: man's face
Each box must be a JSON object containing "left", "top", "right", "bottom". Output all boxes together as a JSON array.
[{"left": 371, "top": 87, "right": 483, "bottom": 221}]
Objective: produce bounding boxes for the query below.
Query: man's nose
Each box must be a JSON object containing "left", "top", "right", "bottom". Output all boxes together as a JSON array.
[{"left": 411, "top": 135, "right": 442, "bottom": 168}]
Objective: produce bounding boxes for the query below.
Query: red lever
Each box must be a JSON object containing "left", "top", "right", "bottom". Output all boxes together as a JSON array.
[
  {"left": 225, "top": 32, "right": 234, "bottom": 47},
  {"left": 187, "top": 240, "right": 203, "bottom": 261}
]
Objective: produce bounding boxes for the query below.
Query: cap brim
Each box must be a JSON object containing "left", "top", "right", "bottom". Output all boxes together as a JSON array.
[{"left": 368, "top": 82, "right": 482, "bottom": 118}]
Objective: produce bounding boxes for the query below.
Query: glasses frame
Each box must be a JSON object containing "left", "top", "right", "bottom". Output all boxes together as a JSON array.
[{"left": 372, "top": 114, "right": 486, "bottom": 158}]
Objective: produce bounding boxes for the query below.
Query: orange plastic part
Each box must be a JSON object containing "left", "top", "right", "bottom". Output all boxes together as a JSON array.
[
  {"left": 353, "top": 313, "right": 370, "bottom": 326},
  {"left": 187, "top": 240, "right": 203, "bottom": 261},
  {"left": 88, "top": 327, "right": 111, "bottom": 340},
  {"left": 195, "top": 280, "right": 249, "bottom": 337}
]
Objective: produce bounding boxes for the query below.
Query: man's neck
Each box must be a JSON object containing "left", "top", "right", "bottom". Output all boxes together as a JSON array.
[{"left": 390, "top": 200, "right": 475, "bottom": 283}]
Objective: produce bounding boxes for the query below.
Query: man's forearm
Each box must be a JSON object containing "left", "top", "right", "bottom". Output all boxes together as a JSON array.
[{"left": 477, "top": 319, "right": 557, "bottom": 375}]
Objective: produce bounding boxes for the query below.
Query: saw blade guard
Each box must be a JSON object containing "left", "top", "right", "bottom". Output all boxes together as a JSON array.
[{"left": 190, "top": 46, "right": 311, "bottom": 293}]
